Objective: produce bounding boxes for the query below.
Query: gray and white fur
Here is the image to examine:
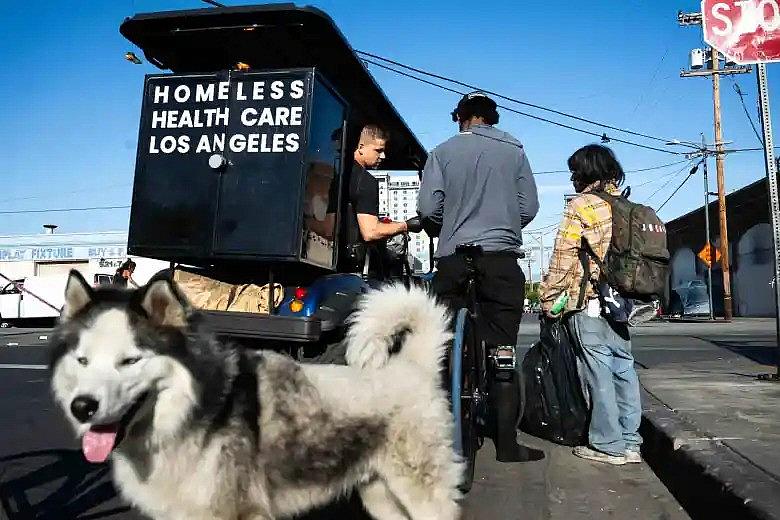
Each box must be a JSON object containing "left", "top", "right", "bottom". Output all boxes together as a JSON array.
[{"left": 49, "top": 272, "right": 462, "bottom": 520}]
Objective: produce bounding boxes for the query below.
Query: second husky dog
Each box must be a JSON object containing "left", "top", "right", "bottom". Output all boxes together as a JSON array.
[{"left": 50, "top": 271, "right": 462, "bottom": 520}]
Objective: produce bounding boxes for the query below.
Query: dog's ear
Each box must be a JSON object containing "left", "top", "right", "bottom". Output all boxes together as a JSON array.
[
  {"left": 138, "top": 279, "right": 188, "bottom": 329},
  {"left": 61, "top": 270, "right": 93, "bottom": 321}
]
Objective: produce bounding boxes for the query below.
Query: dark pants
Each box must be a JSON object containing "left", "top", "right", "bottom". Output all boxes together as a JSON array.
[{"left": 432, "top": 252, "right": 526, "bottom": 346}]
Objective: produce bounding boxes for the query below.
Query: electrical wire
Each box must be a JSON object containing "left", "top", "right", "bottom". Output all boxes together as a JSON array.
[
  {"left": 361, "top": 57, "right": 682, "bottom": 156},
  {"left": 357, "top": 50, "right": 683, "bottom": 146},
  {"left": 720, "top": 147, "right": 772, "bottom": 153},
  {"left": 643, "top": 160, "right": 698, "bottom": 203},
  {"left": 658, "top": 161, "right": 702, "bottom": 211},
  {"left": 0, "top": 205, "right": 130, "bottom": 215},
  {"left": 526, "top": 220, "right": 562, "bottom": 234},
  {"left": 630, "top": 47, "right": 669, "bottom": 116},
  {"left": 730, "top": 79, "right": 763, "bottom": 146},
  {"left": 360, "top": 51, "right": 773, "bottom": 157},
  {"left": 0, "top": 183, "right": 132, "bottom": 204},
  {"left": 534, "top": 159, "right": 689, "bottom": 175},
  {"left": 720, "top": 145, "right": 780, "bottom": 152},
  {"left": 631, "top": 166, "right": 687, "bottom": 189}
]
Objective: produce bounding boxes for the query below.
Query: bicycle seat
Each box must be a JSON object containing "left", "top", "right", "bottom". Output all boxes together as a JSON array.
[{"left": 455, "top": 243, "right": 484, "bottom": 258}]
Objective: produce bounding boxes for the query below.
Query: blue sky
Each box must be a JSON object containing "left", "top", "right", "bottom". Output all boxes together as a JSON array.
[{"left": 0, "top": 0, "right": 776, "bottom": 244}]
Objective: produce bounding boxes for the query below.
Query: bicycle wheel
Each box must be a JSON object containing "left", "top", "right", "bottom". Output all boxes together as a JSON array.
[{"left": 450, "top": 308, "right": 478, "bottom": 492}]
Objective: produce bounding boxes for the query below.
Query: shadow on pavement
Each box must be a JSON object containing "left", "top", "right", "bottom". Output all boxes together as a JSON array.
[
  {"left": 0, "top": 443, "right": 544, "bottom": 520},
  {"left": 0, "top": 448, "right": 370, "bottom": 520},
  {"left": 0, "top": 449, "right": 133, "bottom": 519},
  {"left": 710, "top": 339, "right": 778, "bottom": 366}
]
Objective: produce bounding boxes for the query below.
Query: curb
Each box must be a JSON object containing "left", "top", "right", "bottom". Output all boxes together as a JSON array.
[{"left": 640, "top": 388, "right": 780, "bottom": 520}]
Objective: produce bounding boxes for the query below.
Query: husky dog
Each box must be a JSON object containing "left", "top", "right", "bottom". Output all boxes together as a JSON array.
[{"left": 49, "top": 271, "right": 462, "bottom": 520}]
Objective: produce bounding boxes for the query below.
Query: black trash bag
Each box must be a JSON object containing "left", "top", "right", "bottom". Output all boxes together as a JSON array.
[{"left": 519, "top": 317, "right": 589, "bottom": 446}]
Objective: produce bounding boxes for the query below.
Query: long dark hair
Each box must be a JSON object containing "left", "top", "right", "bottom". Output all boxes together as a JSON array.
[{"left": 567, "top": 144, "right": 625, "bottom": 191}]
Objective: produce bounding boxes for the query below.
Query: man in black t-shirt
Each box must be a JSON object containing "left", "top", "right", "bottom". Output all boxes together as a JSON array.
[{"left": 342, "top": 125, "right": 421, "bottom": 274}]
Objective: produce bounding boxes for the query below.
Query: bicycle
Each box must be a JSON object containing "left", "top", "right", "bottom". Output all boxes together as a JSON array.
[{"left": 448, "top": 244, "right": 523, "bottom": 492}]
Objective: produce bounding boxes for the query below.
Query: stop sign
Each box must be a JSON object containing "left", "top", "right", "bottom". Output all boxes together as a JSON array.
[{"left": 702, "top": 0, "right": 780, "bottom": 63}]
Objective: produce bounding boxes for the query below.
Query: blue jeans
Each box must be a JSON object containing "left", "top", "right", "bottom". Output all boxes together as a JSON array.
[{"left": 571, "top": 312, "right": 642, "bottom": 456}]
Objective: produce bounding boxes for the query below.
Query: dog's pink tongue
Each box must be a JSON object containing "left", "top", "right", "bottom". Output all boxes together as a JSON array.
[{"left": 82, "top": 425, "right": 118, "bottom": 463}]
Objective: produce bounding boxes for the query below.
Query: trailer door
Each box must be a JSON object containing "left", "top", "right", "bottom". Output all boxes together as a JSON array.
[
  {"left": 128, "top": 73, "right": 228, "bottom": 260},
  {"left": 212, "top": 70, "right": 311, "bottom": 259}
]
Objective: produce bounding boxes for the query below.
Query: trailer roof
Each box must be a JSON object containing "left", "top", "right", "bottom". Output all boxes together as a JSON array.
[{"left": 120, "top": 4, "right": 427, "bottom": 170}]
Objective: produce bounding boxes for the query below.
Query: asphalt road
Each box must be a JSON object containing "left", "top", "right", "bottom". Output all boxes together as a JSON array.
[{"left": 4, "top": 318, "right": 768, "bottom": 519}]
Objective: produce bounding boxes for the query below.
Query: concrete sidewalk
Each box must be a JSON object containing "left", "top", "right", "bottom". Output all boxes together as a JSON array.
[
  {"left": 463, "top": 433, "right": 688, "bottom": 520},
  {"left": 639, "top": 350, "right": 780, "bottom": 519}
]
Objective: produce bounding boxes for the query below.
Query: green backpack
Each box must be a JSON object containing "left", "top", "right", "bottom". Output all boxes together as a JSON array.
[{"left": 585, "top": 192, "right": 670, "bottom": 302}]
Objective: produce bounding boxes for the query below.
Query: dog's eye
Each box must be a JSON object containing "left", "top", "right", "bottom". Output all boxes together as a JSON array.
[
  {"left": 77, "top": 357, "right": 89, "bottom": 366},
  {"left": 120, "top": 357, "right": 142, "bottom": 367}
]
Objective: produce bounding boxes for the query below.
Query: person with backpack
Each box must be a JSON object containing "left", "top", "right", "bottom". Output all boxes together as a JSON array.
[{"left": 539, "top": 144, "right": 668, "bottom": 465}]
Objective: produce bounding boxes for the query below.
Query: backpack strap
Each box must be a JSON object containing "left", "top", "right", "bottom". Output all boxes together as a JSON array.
[
  {"left": 591, "top": 190, "right": 617, "bottom": 204},
  {"left": 575, "top": 191, "right": 616, "bottom": 307},
  {"left": 580, "top": 190, "right": 613, "bottom": 274},
  {"left": 577, "top": 236, "right": 611, "bottom": 309},
  {"left": 576, "top": 244, "right": 590, "bottom": 308},
  {"left": 581, "top": 237, "right": 607, "bottom": 273}
]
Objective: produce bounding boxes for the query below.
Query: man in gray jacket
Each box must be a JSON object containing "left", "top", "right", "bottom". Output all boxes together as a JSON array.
[{"left": 418, "top": 92, "right": 538, "bottom": 349}]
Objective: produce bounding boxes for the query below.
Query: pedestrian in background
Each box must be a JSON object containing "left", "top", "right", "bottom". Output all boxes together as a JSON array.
[{"left": 114, "top": 259, "right": 138, "bottom": 288}]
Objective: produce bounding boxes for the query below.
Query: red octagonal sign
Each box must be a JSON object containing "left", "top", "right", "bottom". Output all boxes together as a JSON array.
[{"left": 703, "top": 0, "right": 780, "bottom": 64}]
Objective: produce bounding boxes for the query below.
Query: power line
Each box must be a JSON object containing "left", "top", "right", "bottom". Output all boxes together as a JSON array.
[
  {"left": 361, "top": 51, "right": 770, "bottom": 157},
  {"left": 534, "top": 159, "right": 689, "bottom": 175},
  {"left": 357, "top": 50, "right": 683, "bottom": 146},
  {"left": 0, "top": 205, "right": 130, "bottom": 215},
  {"left": 722, "top": 147, "right": 772, "bottom": 153},
  {"left": 526, "top": 220, "right": 562, "bottom": 233},
  {"left": 644, "top": 160, "right": 698, "bottom": 203},
  {"left": 632, "top": 165, "right": 687, "bottom": 188},
  {"left": 631, "top": 46, "right": 669, "bottom": 116},
  {"left": 730, "top": 79, "right": 764, "bottom": 146},
  {"left": 0, "top": 183, "right": 132, "bottom": 204},
  {"left": 361, "top": 57, "right": 682, "bottom": 156},
  {"left": 658, "top": 161, "right": 702, "bottom": 211}
]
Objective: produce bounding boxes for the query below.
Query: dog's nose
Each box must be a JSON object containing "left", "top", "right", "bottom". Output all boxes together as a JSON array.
[{"left": 70, "top": 395, "right": 99, "bottom": 423}]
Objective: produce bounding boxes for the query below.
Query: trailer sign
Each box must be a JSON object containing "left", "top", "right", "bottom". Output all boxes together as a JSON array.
[{"left": 145, "top": 78, "right": 306, "bottom": 156}]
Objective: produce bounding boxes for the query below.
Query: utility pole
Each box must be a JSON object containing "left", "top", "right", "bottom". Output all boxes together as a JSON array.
[
  {"left": 530, "top": 235, "right": 545, "bottom": 278},
  {"left": 678, "top": 11, "right": 750, "bottom": 319},
  {"left": 527, "top": 230, "right": 555, "bottom": 284},
  {"left": 702, "top": 133, "right": 715, "bottom": 321},
  {"left": 710, "top": 47, "right": 733, "bottom": 320}
]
